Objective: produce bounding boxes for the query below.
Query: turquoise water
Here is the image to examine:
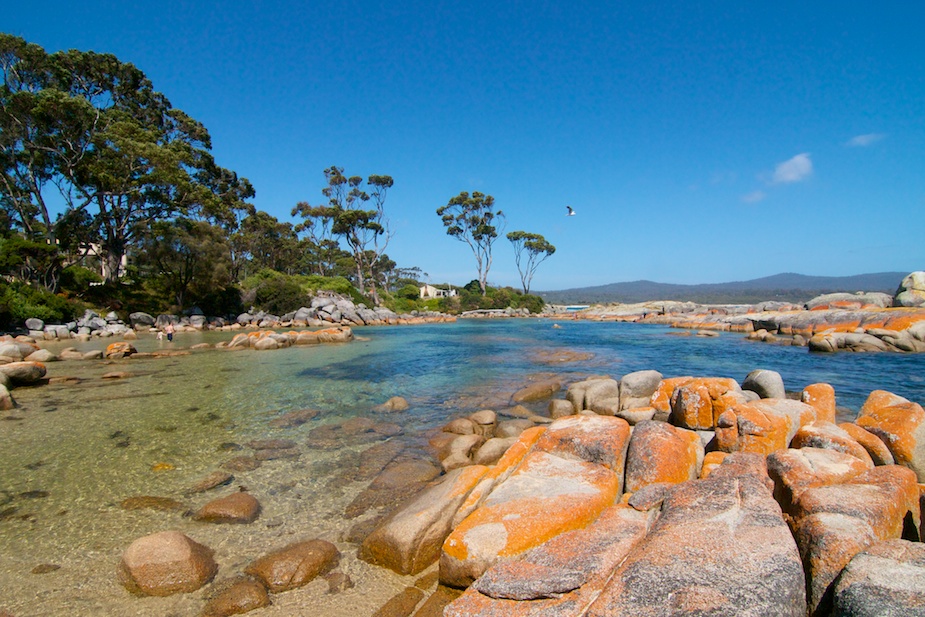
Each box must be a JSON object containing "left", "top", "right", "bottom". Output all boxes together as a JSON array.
[{"left": 0, "top": 319, "right": 923, "bottom": 616}]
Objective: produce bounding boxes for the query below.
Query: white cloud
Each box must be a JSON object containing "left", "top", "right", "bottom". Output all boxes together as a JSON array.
[
  {"left": 772, "top": 153, "right": 813, "bottom": 184},
  {"left": 742, "top": 190, "right": 766, "bottom": 203},
  {"left": 846, "top": 133, "right": 886, "bottom": 147}
]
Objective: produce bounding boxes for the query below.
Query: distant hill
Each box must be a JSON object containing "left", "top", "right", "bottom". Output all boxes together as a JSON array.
[{"left": 537, "top": 272, "right": 908, "bottom": 305}]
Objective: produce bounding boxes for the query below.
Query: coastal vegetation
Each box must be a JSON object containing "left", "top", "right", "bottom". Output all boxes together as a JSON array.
[{"left": 0, "top": 35, "right": 554, "bottom": 330}]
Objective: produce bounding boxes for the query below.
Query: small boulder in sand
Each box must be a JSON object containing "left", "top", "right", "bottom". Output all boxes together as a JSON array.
[{"left": 119, "top": 530, "right": 217, "bottom": 596}]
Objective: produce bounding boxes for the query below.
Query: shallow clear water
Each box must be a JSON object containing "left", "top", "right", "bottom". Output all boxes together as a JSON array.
[{"left": 1, "top": 319, "right": 923, "bottom": 616}]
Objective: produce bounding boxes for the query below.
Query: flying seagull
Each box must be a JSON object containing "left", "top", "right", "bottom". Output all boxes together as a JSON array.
[{"left": 566, "top": 206, "right": 576, "bottom": 216}]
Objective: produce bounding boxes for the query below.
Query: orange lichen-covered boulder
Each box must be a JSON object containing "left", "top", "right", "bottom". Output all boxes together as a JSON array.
[
  {"left": 658, "top": 377, "right": 741, "bottom": 429},
  {"left": 105, "top": 341, "right": 137, "bottom": 358},
  {"left": 531, "top": 414, "right": 631, "bottom": 479},
  {"left": 801, "top": 383, "right": 837, "bottom": 424},
  {"left": 669, "top": 383, "right": 714, "bottom": 430},
  {"left": 0, "top": 360, "right": 47, "bottom": 385},
  {"left": 700, "top": 451, "right": 728, "bottom": 478},
  {"left": 624, "top": 420, "right": 704, "bottom": 493},
  {"left": 716, "top": 404, "right": 792, "bottom": 455},
  {"left": 766, "top": 448, "right": 871, "bottom": 518},
  {"left": 451, "top": 426, "right": 545, "bottom": 528},
  {"left": 838, "top": 422, "right": 895, "bottom": 465},
  {"left": 650, "top": 376, "right": 694, "bottom": 413},
  {"left": 792, "top": 465, "right": 920, "bottom": 616},
  {"left": 359, "top": 465, "right": 488, "bottom": 575},
  {"left": 716, "top": 398, "right": 816, "bottom": 455},
  {"left": 445, "top": 504, "right": 654, "bottom": 616},
  {"left": 791, "top": 422, "right": 874, "bottom": 468},
  {"left": 586, "top": 474, "right": 806, "bottom": 617},
  {"left": 439, "top": 450, "right": 621, "bottom": 588},
  {"left": 855, "top": 390, "right": 925, "bottom": 481},
  {"left": 315, "top": 327, "right": 353, "bottom": 342}
]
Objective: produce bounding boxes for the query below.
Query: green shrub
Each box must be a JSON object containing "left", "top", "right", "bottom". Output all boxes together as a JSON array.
[
  {"left": 253, "top": 277, "right": 309, "bottom": 315},
  {"left": 0, "top": 281, "right": 79, "bottom": 328},
  {"left": 300, "top": 275, "right": 366, "bottom": 304},
  {"left": 240, "top": 271, "right": 368, "bottom": 312},
  {"left": 511, "top": 292, "right": 546, "bottom": 314},
  {"left": 390, "top": 297, "right": 419, "bottom": 313},
  {"left": 58, "top": 266, "right": 103, "bottom": 295},
  {"left": 397, "top": 284, "right": 421, "bottom": 301},
  {"left": 196, "top": 285, "right": 244, "bottom": 318}
]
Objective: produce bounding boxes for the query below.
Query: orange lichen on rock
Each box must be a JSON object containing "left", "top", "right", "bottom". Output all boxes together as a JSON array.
[
  {"left": 801, "top": 383, "right": 837, "bottom": 424},
  {"left": 699, "top": 451, "right": 728, "bottom": 478},
  {"left": 651, "top": 376, "right": 740, "bottom": 420},
  {"left": 767, "top": 448, "right": 871, "bottom": 517},
  {"left": 855, "top": 390, "right": 925, "bottom": 481},
  {"left": 792, "top": 465, "right": 920, "bottom": 615},
  {"left": 791, "top": 423, "right": 874, "bottom": 468},
  {"left": 624, "top": 420, "right": 703, "bottom": 492},
  {"left": 881, "top": 310, "right": 925, "bottom": 332},
  {"left": 532, "top": 414, "right": 631, "bottom": 473},
  {"left": 440, "top": 451, "right": 620, "bottom": 588},
  {"left": 838, "top": 422, "right": 895, "bottom": 466},
  {"left": 670, "top": 383, "right": 713, "bottom": 430},
  {"left": 452, "top": 426, "right": 545, "bottom": 527},
  {"left": 445, "top": 504, "right": 653, "bottom": 616},
  {"left": 650, "top": 377, "right": 694, "bottom": 413},
  {"left": 715, "top": 404, "right": 792, "bottom": 455}
]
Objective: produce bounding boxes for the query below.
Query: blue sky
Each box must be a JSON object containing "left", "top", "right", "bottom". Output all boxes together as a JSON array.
[{"left": 4, "top": 2, "right": 924, "bottom": 290}]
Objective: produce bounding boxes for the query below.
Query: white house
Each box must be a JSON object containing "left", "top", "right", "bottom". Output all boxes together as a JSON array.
[{"left": 420, "top": 284, "right": 457, "bottom": 299}]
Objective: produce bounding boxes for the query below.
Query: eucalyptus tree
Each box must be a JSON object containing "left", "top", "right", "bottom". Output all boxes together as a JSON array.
[
  {"left": 436, "top": 191, "right": 505, "bottom": 295},
  {"left": 295, "top": 166, "right": 394, "bottom": 303},
  {"left": 0, "top": 34, "right": 253, "bottom": 286},
  {"left": 231, "top": 210, "right": 300, "bottom": 276},
  {"left": 136, "top": 217, "right": 232, "bottom": 309},
  {"left": 290, "top": 202, "right": 341, "bottom": 276},
  {"left": 507, "top": 231, "right": 555, "bottom": 294}
]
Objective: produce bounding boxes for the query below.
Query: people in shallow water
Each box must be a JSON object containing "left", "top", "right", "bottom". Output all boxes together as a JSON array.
[{"left": 164, "top": 323, "right": 175, "bottom": 342}]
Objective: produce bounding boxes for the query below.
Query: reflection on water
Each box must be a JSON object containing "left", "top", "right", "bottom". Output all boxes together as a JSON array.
[{"left": 1, "top": 320, "right": 924, "bottom": 616}]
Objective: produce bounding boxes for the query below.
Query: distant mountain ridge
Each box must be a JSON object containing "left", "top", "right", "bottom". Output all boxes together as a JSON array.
[{"left": 537, "top": 272, "right": 908, "bottom": 305}]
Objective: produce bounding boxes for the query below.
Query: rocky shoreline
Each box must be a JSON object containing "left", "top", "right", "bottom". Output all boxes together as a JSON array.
[
  {"left": 90, "top": 366, "right": 925, "bottom": 617},
  {"left": 1, "top": 320, "right": 923, "bottom": 615},
  {"left": 357, "top": 369, "right": 925, "bottom": 616},
  {"left": 553, "top": 295, "right": 925, "bottom": 353}
]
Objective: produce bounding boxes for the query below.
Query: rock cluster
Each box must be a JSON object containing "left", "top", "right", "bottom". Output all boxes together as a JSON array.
[
  {"left": 569, "top": 299, "right": 925, "bottom": 353},
  {"left": 358, "top": 369, "right": 924, "bottom": 616},
  {"left": 24, "top": 309, "right": 133, "bottom": 341},
  {"left": 17, "top": 293, "right": 455, "bottom": 342},
  {"left": 221, "top": 293, "right": 452, "bottom": 331},
  {"left": 119, "top": 529, "right": 340, "bottom": 614}
]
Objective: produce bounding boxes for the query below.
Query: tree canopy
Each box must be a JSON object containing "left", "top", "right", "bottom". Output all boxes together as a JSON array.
[
  {"left": 507, "top": 231, "right": 555, "bottom": 294},
  {"left": 293, "top": 166, "right": 393, "bottom": 304},
  {"left": 0, "top": 33, "right": 253, "bottom": 286},
  {"left": 436, "top": 191, "right": 505, "bottom": 295}
]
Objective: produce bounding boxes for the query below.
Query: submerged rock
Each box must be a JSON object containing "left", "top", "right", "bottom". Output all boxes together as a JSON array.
[
  {"left": 119, "top": 531, "right": 217, "bottom": 596},
  {"left": 193, "top": 492, "right": 261, "bottom": 524},
  {"left": 244, "top": 539, "right": 339, "bottom": 593},
  {"left": 202, "top": 576, "right": 271, "bottom": 617}
]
